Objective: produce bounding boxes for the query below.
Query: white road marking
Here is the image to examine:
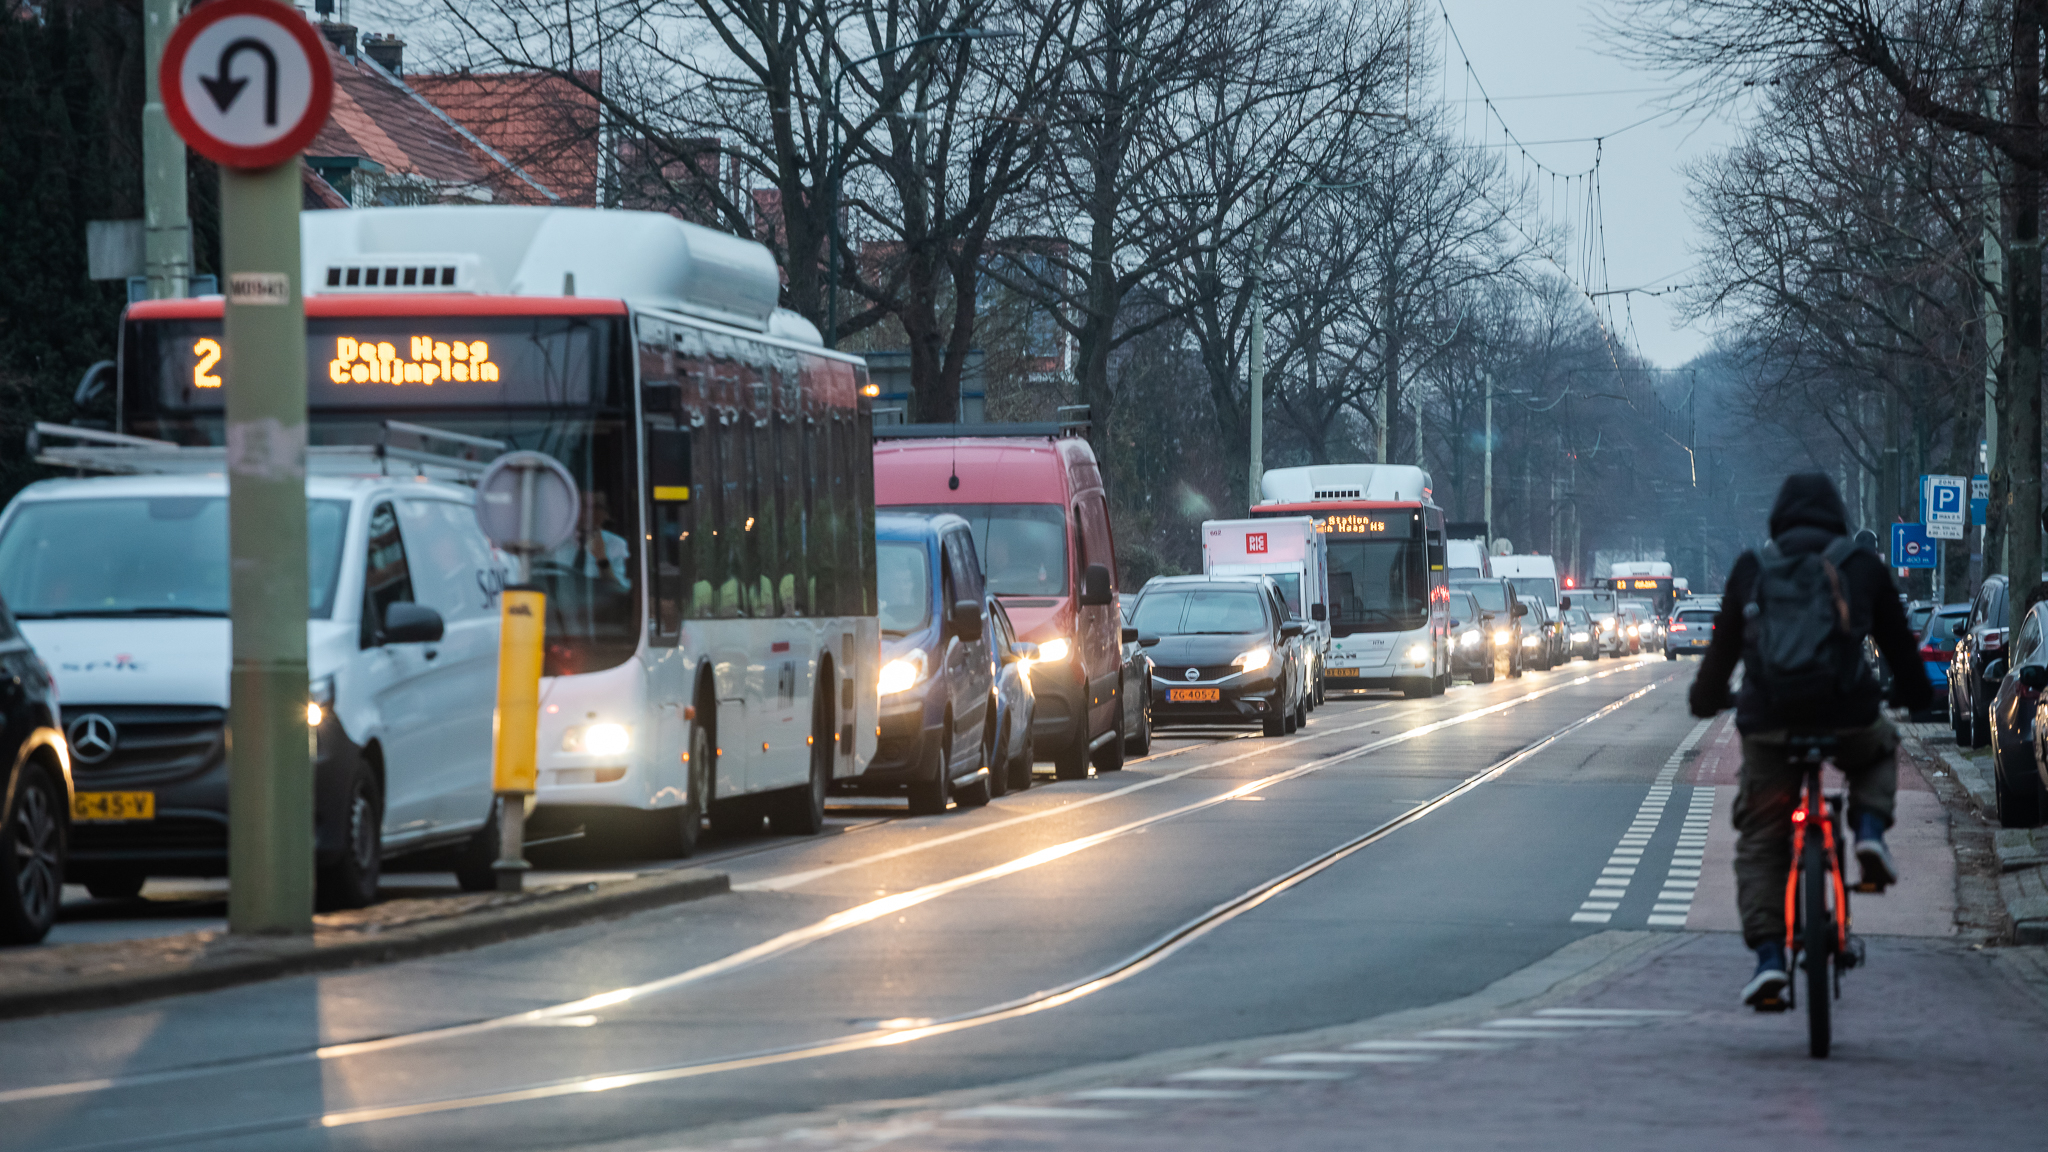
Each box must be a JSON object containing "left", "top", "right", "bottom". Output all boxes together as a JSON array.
[
  {"left": 1347, "top": 1040, "right": 1514, "bottom": 1051},
  {"left": 1484, "top": 1017, "right": 1646, "bottom": 1029},
  {"left": 1264, "top": 1052, "right": 1436, "bottom": 1064},
  {"left": 1535, "top": 1008, "right": 1685, "bottom": 1017},
  {"left": 951, "top": 1105, "right": 1134, "bottom": 1120},
  {"left": 1571, "top": 911, "right": 1613, "bottom": 923},
  {"left": 1171, "top": 1068, "right": 1351, "bottom": 1081},
  {"left": 1423, "top": 1028, "right": 1565, "bottom": 1040},
  {"left": 1073, "top": 1088, "right": 1254, "bottom": 1100}
]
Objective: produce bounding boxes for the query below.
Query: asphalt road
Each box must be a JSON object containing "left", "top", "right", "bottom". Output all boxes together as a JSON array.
[{"left": 10, "top": 654, "right": 1995, "bottom": 1152}]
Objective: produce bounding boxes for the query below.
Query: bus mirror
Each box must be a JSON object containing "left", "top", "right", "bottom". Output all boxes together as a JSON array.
[
  {"left": 952, "top": 599, "right": 984, "bottom": 642},
  {"left": 1311, "top": 602, "right": 1327, "bottom": 622},
  {"left": 1080, "top": 563, "right": 1113, "bottom": 607}
]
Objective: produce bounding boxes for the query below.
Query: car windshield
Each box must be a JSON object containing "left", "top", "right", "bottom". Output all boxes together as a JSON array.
[
  {"left": 1268, "top": 572, "right": 1303, "bottom": 617},
  {"left": 0, "top": 496, "right": 350, "bottom": 619},
  {"left": 1454, "top": 581, "right": 1508, "bottom": 611},
  {"left": 875, "top": 541, "right": 931, "bottom": 637},
  {"left": 1133, "top": 588, "right": 1266, "bottom": 635},
  {"left": 1908, "top": 604, "right": 1934, "bottom": 635},
  {"left": 1508, "top": 577, "right": 1556, "bottom": 606},
  {"left": 887, "top": 503, "right": 1067, "bottom": 596},
  {"left": 1565, "top": 608, "right": 1590, "bottom": 625},
  {"left": 1449, "top": 593, "right": 1478, "bottom": 625}
]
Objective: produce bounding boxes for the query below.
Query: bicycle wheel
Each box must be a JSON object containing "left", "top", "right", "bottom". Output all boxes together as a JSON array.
[{"left": 1802, "top": 841, "right": 1833, "bottom": 1059}]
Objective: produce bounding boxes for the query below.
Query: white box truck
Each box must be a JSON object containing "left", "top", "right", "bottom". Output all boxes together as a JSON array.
[{"left": 1202, "top": 516, "right": 1331, "bottom": 699}]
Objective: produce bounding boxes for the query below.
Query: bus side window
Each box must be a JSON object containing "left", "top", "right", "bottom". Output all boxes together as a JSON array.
[{"left": 647, "top": 425, "right": 690, "bottom": 642}]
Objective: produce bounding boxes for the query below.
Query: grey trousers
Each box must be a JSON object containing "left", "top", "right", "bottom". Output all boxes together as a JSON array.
[{"left": 1731, "top": 716, "right": 1897, "bottom": 949}]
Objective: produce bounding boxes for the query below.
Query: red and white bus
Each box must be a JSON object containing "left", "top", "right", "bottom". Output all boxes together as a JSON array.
[
  {"left": 116, "top": 206, "right": 879, "bottom": 854},
  {"left": 1252, "top": 464, "right": 1451, "bottom": 697}
]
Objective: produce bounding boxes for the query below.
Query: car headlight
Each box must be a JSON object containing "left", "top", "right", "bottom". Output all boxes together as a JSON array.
[
  {"left": 1492, "top": 628, "right": 1511, "bottom": 646},
  {"left": 1233, "top": 647, "right": 1271, "bottom": 673},
  {"left": 1572, "top": 631, "right": 1590, "bottom": 642},
  {"left": 1406, "top": 644, "right": 1429, "bottom": 665},
  {"left": 306, "top": 701, "right": 324, "bottom": 727},
  {"left": 1627, "top": 625, "right": 1639, "bottom": 636},
  {"left": 878, "top": 652, "right": 928, "bottom": 696},
  {"left": 1522, "top": 634, "right": 1540, "bottom": 647},
  {"left": 1035, "top": 637, "right": 1071, "bottom": 663},
  {"left": 1599, "top": 616, "right": 1616, "bottom": 629},
  {"left": 563, "top": 722, "right": 631, "bottom": 755},
  {"left": 308, "top": 674, "right": 334, "bottom": 727},
  {"left": 1461, "top": 629, "right": 1482, "bottom": 647}
]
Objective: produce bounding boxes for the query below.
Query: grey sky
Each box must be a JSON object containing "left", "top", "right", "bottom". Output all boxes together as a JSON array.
[{"left": 1436, "top": 0, "right": 1744, "bottom": 368}]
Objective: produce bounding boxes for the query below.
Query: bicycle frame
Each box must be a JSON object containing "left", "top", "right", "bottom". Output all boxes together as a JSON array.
[
  {"left": 1783, "top": 761, "right": 1852, "bottom": 962},
  {"left": 1781, "top": 735, "right": 1854, "bottom": 1058}
]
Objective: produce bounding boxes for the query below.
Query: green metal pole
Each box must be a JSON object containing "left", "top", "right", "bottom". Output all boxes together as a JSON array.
[
  {"left": 142, "top": 0, "right": 189, "bottom": 301},
  {"left": 221, "top": 159, "right": 312, "bottom": 935}
]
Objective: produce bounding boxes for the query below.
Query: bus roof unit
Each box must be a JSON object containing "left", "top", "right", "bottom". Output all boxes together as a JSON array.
[
  {"left": 300, "top": 206, "right": 787, "bottom": 336},
  {"left": 1608, "top": 561, "right": 1673, "bottom": 578},
  {"left": 1259, "top": 464, "right": 1433, "bottom": 505}
]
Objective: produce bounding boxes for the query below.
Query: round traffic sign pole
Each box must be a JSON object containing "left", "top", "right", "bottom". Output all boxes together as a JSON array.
[{"left": 161, "top": 0, "right": 334, "bottom": 936}]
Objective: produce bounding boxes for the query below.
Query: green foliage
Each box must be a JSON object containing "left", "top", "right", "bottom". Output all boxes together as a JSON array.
[{"left": 0, "top": 0, "right": 143, "bottom": 502}]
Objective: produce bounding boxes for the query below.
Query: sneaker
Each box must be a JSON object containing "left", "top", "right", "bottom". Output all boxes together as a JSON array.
[
  {"left": 1855, "top": 812, "right": 1899, "bottom": 888},
  {"left": 1856, "top": 837, "right": 1899, "bottom": 888},
  {"left": 1743, "top": 943, "right": 1789, "bottom": 1009}
]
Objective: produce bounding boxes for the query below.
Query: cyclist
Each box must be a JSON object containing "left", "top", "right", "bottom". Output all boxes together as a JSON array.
[{"left": 1689, "top": 474, "right": 1931, "bottom": 1008}]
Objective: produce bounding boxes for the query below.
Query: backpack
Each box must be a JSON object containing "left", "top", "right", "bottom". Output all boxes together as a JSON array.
[{"left": 1740, "top": 537, "right": 1872, "bottom": 709}]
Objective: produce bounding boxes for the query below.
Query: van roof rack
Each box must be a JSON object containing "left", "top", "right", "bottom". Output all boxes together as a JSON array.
[
  {"left": 874, "top": 405, "right": 1091, "bottom": 441},
  {"left": 29, "top": 421, "right": 505, "bottom": 483}
]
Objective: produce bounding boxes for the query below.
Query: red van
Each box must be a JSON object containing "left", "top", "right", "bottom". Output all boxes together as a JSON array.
[{"left": 874, "top": 429, "right": 1124, "bottom": 778}]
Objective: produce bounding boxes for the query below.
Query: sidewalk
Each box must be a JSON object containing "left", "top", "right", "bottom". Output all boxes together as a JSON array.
[{"left": 1897, "top": 719, "right": 2046, "bottom": 942}]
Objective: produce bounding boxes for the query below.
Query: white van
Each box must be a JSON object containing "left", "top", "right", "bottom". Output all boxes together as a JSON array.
[
  {"left": 0, "top": 467, "right": 505, "bottom": 908},
  {"left": 1201, "top": 516, "right": 1330, "bottom": 699}
]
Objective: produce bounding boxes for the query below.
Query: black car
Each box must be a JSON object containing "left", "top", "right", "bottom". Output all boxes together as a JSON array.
[
  {"left": 1118, "top": 597, "right": 1158, "bottom": 756},
  {"left": 1135, "top": 576, "right": 1307, "bottom": 737},
  {"left": 1952, "top": 574, "right": 2011, "bottom": 748},
  {"left": 1447, "top": 590, "right": 1498, "bottom": 683},
  {"left": 0, "top": 594, "right": 67, "bottom": 943},
  {"left": 1450, "top": 577, "right": 1525, "bottom": 679},
  {"left": 1995, "top": 601, "right": 2048, "bottom": 827}
]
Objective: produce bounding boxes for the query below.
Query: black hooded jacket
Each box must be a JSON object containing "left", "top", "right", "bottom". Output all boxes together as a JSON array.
[{"left": 1690, "top": 473, "right": 1932, "bottom": 731}]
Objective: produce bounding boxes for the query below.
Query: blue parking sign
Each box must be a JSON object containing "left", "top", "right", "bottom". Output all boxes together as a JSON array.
[
  {"left": 1972, "top": 474, "right": 1989, "bottom": 525},
  {"left": 1892, "top": 522, "right": 1936, "bottom": 569}
]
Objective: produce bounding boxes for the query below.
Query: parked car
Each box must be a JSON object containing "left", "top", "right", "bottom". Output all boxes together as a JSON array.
[
  {"left": 0, "top": 473, "right": 505, "bottom": 910},
  {"left": 1451, "top": 578, "right": 1525, "bottom": 679},
  {"left": 986, "top": 599, "right": 1040, "bottom": 796},
  {"left": 1952, "top": 574, "right": 2011, "bottom": 748},
  {"left": 1448, "top": 590, "right": 1498, "bottom": 683},
  {"left": 1994, "top": 601, "right": 2048, "bottom": 826},
  {"left": 1664, "top": 602, "right": 1719, "bottom": 659},
  {"left": 1562, "top": 606, "right": 1597, "bottom": 662},
  {"left": 1116, "top": 596, "right": 1158, "bottom": 756},
  {"left": 1916, "top": 603, "right": 1969, "bottom": 713},
  {"left": 1907, "top": 599, "right": 1936, "bottom": 640},
  {"left": 862, "top": 512, "right": 994, "bottom": 814},
  {"left": 0, "top": 592, "right": 66, "bottom": 944},
  {"left": 875, "top": 430, "right": 1124, "bottom": 779},
  {"left": 1133, "top": 576, "right": 1307, "bottom": 736}
]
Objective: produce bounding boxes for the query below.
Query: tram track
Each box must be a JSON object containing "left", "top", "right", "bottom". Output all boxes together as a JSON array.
[
  {"left": 35, "top": 674, "right": 1669, "bottom": 1152},
  {"left": 7, "top": 661, "right": 1666, "bottom": 1126}
]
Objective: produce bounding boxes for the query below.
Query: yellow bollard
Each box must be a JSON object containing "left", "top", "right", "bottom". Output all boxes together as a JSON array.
[{"left": 489, "top": 588, "right": 545, "bottom": 889}]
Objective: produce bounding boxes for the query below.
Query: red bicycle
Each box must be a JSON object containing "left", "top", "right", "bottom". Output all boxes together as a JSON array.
[{"left": 1774, "top": 733, "right": 1866, "bottom": 1058}]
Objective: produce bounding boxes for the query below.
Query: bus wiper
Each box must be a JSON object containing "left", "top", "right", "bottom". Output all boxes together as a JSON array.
[{"left": 15, "top": 607, "right": 229, "bottom": 619}]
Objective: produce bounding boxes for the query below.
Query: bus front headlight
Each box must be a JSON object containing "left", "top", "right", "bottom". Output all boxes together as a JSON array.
[
  {"left": 563, "top": 722, "right": 631, "bottom": 756},
  {"left": 1406, "top": 644, "right": 1429, "bottom": 665}
]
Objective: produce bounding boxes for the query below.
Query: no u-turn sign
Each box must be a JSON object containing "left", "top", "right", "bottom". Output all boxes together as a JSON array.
[{"left": 160, "top": 0, "right": 333, "bottom": 169}]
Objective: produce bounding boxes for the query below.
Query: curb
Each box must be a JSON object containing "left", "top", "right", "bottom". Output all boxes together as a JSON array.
[
  {"left": 0, "top": 868, "right": 728, "bottom": 1021},
  {"left": 1899, "top": 725, "right": 2041, "bottom": 943}
]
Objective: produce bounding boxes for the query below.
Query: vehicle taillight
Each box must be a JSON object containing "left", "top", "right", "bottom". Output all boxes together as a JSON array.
[
  {"left": 1921, "top": 644, "right": 1941, "bottom": 661},
  {"left": 1985, "top": 630, "right": 2006, "bottom": 651}
]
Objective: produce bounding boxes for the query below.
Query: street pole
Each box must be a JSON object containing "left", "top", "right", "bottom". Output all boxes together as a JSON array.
[
  {"left": 1247, "top": 245, "right": 1264, "bottom": 512},
  {"left": 143, "top": 0, "right": 189, "bottom": 300},
  {"left": 222, "top": 159, "right": 312, "bottom": 935},
  {"left": 1483, "top": 372, "right": 1493, "bottom": 543}
]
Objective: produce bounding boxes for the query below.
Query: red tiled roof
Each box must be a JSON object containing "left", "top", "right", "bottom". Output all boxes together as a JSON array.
[
  {"left": 406, "top": 70, "right": 600, "bottom": 207},
  {"left": 308, "top": 41, "right": 494, "bottom": 193}
]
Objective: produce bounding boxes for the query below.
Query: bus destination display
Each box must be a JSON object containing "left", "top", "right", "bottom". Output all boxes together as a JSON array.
[{"left": 1314, "top": 512, "right": 1416, "bottom": 537}]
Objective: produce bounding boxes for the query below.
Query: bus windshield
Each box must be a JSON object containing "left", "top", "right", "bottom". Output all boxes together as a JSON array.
[
  {"left": 1326, "top": 538, "right": 1427, "bottom": 634},
  {"left": 123, "top": 313, "right": 639, "bottom": 676}
]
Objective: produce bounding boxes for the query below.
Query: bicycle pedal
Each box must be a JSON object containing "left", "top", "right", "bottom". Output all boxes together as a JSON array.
[
  {"left": 1854, "top": 880, "right": 1888, "bottom": 894},
  {"left": 1751, "top": 995, "right": 1790, "bottom": 1014}
]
